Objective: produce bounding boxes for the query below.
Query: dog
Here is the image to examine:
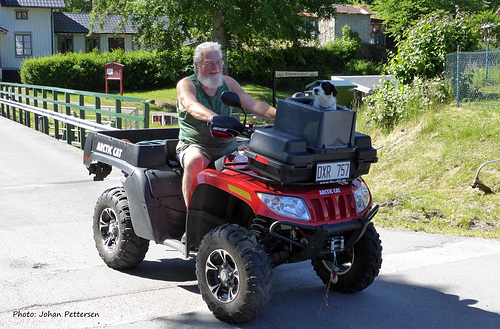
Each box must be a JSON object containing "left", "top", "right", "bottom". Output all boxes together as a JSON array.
[{"left": 312, "top": 80, "right": 338, "bottom": 110}]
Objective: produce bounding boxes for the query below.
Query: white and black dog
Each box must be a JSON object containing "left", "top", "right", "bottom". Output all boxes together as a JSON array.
[{"left": 312, "top": 80, "right": 338, "bottom": 110}]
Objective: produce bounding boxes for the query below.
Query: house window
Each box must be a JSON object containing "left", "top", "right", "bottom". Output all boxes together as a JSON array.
[
  {"left": 57, "top": 36, "right": 73, "bottom": 54},
  {"left": 16, "top": 11, "right": 28, "bottom": 20},
  {"left": 86, "top": 37, "right": 100, "bottom": 52},
  {"left": 15, "top": 34, "right": 32, "bottom": 56},
  {"left": 108, "top": 38, "right": 124, "bottom": 51}
]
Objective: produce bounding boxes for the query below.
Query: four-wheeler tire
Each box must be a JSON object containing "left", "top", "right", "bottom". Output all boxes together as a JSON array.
[
  {"left": 312, "top": 222, "right": 382, "bottom": 293},
  {"left": 196, "top": 224, "right": 273, "bottom": 324},
  {"left": 93, "top": 187, "right": 149, "bottom": 269}
]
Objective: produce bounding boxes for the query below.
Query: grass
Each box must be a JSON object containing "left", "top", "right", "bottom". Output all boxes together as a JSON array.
[
  {"left": 121, "top": 84, "right": 291, "bottom": 113},
  {"left": 356, "top": 101, "right": 500, "bottom": 238},
  {"left": 121, "top": 84, "right": 290, "bottom": 128},
  {"left": 124, "top": 88, "right": 178, "bottom": 112}
]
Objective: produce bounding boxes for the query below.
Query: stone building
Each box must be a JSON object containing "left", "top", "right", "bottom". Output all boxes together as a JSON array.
[{"left": 318, "top": 5, "right": 381, "bottom": 46}]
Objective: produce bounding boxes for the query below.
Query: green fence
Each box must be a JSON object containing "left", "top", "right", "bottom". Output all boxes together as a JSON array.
[
  {"left": 445, "top": 49, "right": 500, "bottom": 106},
  {"left": 0, "top": 82, "right": 153, "bottom": 148}
]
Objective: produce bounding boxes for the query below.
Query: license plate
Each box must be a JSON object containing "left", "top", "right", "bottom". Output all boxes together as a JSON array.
[{"left": 316, "top": 161, "right": 350, "bottom": 182}]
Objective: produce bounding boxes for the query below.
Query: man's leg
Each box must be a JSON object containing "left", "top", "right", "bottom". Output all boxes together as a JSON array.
[{"left": 181, "top": 147, "right": 211, "bottom": 208}]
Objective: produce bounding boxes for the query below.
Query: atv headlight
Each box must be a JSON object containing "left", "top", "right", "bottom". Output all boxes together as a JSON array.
[
  {"left": 257, "top": 193, "right": 311, "bottom": 221},
  {"left": 354, "top": 181, "right": 370, "bottom": 213}
]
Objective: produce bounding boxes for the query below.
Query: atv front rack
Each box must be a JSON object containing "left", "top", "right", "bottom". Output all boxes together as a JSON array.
[{"left": 268, "top": 205, "right": 379, "bottom": 263}]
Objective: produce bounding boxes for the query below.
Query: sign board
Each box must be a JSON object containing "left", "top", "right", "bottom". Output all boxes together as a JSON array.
[
  {"left": 275, "top": 71, "right": 318, "bottom": 78},
  {"left": 103, "top": 62, "right": 124, "bottom": 95},
  {"left": 272, "top": 71, "right": 319, "bottom": 107}
]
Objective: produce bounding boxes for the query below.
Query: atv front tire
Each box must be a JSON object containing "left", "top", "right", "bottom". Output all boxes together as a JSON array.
[
  {"left": 196, "top": 224, "right": 272, "bottom": 324},
  {"left": 93, "top": 187, "right": 149, "bottom": 269},
  {"left": 312, "top": 222, "right": 382, "bottom": 293}
]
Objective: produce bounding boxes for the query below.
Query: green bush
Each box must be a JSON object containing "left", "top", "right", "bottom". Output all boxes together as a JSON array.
[
  {"left": 20, "top": 34, "right": 368, "bottom": 92},
  {"left": 20, "top": 49, "right": 189, "bottom": 91},
  {"left": 344, "top": 59, "right": 383, "bottom": 75},
  {"left": 229, "top": 28, "right": 364, "bottom": 90},
  {"left": 229, "top": 46, "right": 343, "bottom": 90},
  {"left": 387, "top": 12, "right": 480, "bottom": 84},
  {"left": 322, "top": 25, "right": 361, "bottom": 62},
  {"left": 364, "top": 76, "right": 453, "bottom": 129}
]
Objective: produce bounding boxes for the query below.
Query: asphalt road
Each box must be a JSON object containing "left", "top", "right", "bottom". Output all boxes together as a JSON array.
[{"left": 1, "top": 116, "right": 500, "bottom": 329}]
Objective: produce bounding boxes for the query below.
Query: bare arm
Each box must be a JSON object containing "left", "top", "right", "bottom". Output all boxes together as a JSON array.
[
  {"left": 225, "top": 77, "right": 276, "bottom": 119},
  {"left": 176, "top": 77, "right": 217, "bottom": 121}
]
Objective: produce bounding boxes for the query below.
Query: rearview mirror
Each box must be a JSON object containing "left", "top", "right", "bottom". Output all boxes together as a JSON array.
[
  {"left": 221, "top": 91, "right": 242, "bottom": 109},
  {"left": 221, "top": 91, "right": 247, "bottom": 127}
]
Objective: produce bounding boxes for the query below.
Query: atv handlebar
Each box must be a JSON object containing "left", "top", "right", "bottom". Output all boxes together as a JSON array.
[
  {"left": 209, "top": 115, "right": 244, "bottom": 140},
  {"left": 208, "top": 91, "right": 254, "bottom": 140}
]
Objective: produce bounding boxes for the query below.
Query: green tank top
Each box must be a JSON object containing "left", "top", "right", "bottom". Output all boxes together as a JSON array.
[{"left": 177, "top": 74, "right": 232, "bottom": 146}]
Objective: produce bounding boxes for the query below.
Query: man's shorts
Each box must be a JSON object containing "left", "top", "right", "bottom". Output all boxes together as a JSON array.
[{"left": 176, "top": 140, "right": 241, "bottom": 168}]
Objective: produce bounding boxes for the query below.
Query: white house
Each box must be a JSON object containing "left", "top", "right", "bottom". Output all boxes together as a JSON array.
[
  {"left": 0, "top": 0, "right": 65, "bottom": 81},
  {"left": 0, "top": 0, "right": 138, "bottom": 82}
]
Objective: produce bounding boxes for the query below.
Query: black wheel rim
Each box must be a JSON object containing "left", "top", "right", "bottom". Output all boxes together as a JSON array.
[
  {"left": 205, "top": 249, "right": 240, "bottom": 303},
  {"left": 99, "top": 207, "right": 119, "bottom": 252}
]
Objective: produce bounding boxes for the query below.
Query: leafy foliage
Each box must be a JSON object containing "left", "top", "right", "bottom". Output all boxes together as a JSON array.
[
  {"left": 344, "top": 59, "right": 383, "bottom": 75},
  {"left": 473, "top": 10, "right": 500, "bottom": 48},
  {"left": 61, "top": 0, "right": 92, "bottom": 13},
  {"left": 364, "top": 76, "right": 452, "bottom": 129},
  {"left": 322, "top": 25, "right": 361, "bottom": 62},
  {"left": 372, "top": 0, "right": 489, "bottom": 39},
  {"left": 20, "top": 43, "right": 363, "bottom": 91},
  {"left": 91, "top": 0, "right": 339, "bottom": 53},
  {"left": 364, "top": 9, "right": 487, "bottom": 129},
  {"left": 386, "top": 12, "right": 480, "bottom": 84},
  {"left": 20, "top": 49, "right": 191, "bottom": 91}
]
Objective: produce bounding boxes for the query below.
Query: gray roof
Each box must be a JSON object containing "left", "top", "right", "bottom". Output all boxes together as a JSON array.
[
  {"left": 0, "top": 0, "right": 65, "bottom": 8},
  {"left": 54, "top": 12, "right": 137, "bottom": 34},
  {"left": 0, "top": 26, "right": 8, "bottom": 33}
]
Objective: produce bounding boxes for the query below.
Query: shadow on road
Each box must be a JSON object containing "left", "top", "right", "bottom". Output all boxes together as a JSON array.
[
  {"left": 121, "top": 257, "right": 197, "bottom": 283},
  {"left": 146, "top": 277, "right": 500, "bottom": 329}
]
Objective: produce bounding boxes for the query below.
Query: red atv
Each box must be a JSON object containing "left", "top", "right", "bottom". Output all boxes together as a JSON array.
[{"left": 83, "top": 90, "right": 382, "bottom": 324}]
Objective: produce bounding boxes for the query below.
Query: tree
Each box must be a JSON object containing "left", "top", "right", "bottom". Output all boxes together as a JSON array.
[
  {"left": 386, "top": 11, "right": 480, "bottom": 84},
  {"left": 372, "top": 0, "right": 489, "bottom": 39},
  {"left": 473, "top": 9, "right": 500, "bottom": 48},
  {"left": 90, "top": 0, "right": 340, "bottom": 58},
  {"left": 487, "top": 0, "right": 500, "bottom": 10},
  {"left": 63, "top": 0, "right": 92, "bottom": 13}
]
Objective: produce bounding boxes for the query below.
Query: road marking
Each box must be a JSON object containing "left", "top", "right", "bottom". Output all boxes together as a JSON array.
[{"left": 0, "top": 178, "right": 120, "bottom": 190}]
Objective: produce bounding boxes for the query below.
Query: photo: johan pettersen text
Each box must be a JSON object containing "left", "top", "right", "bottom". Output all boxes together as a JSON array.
[{"left": 13, "top": 310, "right": 100, "bottom": 318}]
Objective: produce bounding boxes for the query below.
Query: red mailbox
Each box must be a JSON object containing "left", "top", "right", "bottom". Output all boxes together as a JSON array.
[{"left": 104, "top": 62, "right": 124, "bottom": 95}]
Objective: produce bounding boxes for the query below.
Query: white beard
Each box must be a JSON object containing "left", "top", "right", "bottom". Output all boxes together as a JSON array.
[{"left": 196, "top": 69, "right": 224, "bottom": 90}]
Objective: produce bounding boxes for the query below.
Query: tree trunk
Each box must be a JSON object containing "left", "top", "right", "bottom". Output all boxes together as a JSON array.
[{"left": 213, "top": 9, "right": 228, "bottom": 75}]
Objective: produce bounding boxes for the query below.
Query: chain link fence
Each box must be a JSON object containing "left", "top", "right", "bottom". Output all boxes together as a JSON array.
[{"left": 445, "top": 50, "right": 500, "bottom": 105}]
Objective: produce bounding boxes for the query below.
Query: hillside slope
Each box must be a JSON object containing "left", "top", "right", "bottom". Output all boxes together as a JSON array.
[{"left": 356, "top": 102, "right": 500, "bottom": 238}]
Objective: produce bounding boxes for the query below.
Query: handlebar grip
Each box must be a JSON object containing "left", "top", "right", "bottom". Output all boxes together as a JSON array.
[{"left": 209, "top": 116, "right": 244, "bottom": 140}]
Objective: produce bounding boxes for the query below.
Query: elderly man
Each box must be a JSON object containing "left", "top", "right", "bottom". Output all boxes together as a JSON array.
[{"left": 176, "top": 42, "right": 276, "bottom": 207}]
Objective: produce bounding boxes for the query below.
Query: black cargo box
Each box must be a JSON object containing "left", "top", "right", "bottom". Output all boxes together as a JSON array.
[
  {"left": 245, "top": 99, "right": 377, "bottom": 184},
  {"left": 85, "top": 128, "right": 179, "bottom": 168},
  {"left": 273, "top": 98, "right": 357, "bottom": 150}
]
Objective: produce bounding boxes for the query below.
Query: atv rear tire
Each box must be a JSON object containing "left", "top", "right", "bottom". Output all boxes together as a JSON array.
[
  {"left": 196, "top": 224, "right": 272, "bottom": 324},
  {"left": 93, "top": 187, "right": 149, "bottom": 269},
  {"left": 312, "top": 222, "right": 382, "bottom": 293}
]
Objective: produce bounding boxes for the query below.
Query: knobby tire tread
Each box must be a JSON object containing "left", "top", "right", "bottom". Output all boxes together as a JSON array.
[
  {"left": 196, "top": 224, "right": 273, "bottom": 324},
  {"left": 312, "top": 222, "right": 382, "bottom": 293},
  {"left": 93, "top": 187, "right": 149, "bottom": 270}
]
